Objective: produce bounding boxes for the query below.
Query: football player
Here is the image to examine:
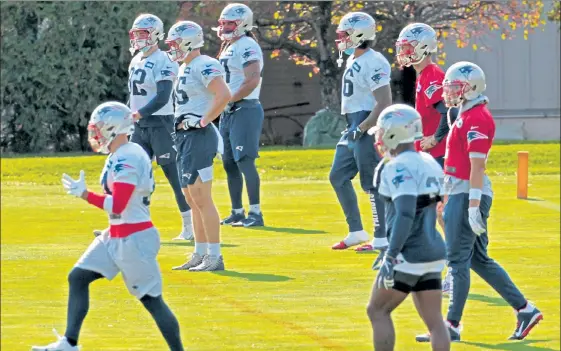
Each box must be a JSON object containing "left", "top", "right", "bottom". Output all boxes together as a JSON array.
[
  {"left": 330, "top": 12, "right": 392, "bottom": 257},
  {"left": 395, "top": 22, "right": 459, "bottom": 291},
  {"left": 215, "top": 3, "right": 266, "bottom": 227},
  {"left": 367, "top": 104, "right": 450, "bottom": 351},
  {"left": 166, "top": 21, "right": 230, "bottom": 272},
  {"left": 31, "top": 102, "right": 184, "bottom": 351},
  {"left": 416, "top": 62, "right": 543, "bottom": 343},
  {"left": 126, "top": 14, "right": 194, "bottom": 240}
]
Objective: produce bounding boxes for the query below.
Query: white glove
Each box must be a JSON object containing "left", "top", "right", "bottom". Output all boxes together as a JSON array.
[
  {"left": 182, "top": 115, "right": 203, "bottom": 130},
  {"left": 62, "top": 170, "right": 87, "bottom": 198},
  {"left": 376, "top": 256, "right": 396, "bottom": 290},
  {"left": 468, "top": 206, "right": 486, "bottom": 235}
]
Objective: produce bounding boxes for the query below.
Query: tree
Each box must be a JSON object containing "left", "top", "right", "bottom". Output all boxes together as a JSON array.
[
  {"left": 547, "top": 1, "right": 560, "bottom": 27},
  {"left": 1, "top": 2, "right": 180, "bottom": 153},
  {"left": 253, "top": 1, "right": 547, "bottom": 111}
]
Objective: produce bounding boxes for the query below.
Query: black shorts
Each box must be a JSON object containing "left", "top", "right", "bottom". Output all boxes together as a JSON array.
[
  {"left": 391, "top": 271, "right": 442, "bottom": 294},
  {"left": 174, "top": 126, "right": 219, "bottom": 187},
  {"left": 130, "top": 116, "right": 176, "bottom": 166}
]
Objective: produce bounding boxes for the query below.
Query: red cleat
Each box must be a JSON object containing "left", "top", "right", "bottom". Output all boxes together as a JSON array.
[
  {"left": 331, "top": 241, "right": 350, "bottom": 250},
  {"left": 355, "top": 244, "right": 374, "bottom": 252}
]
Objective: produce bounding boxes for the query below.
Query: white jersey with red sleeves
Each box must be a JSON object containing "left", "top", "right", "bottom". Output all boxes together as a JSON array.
[
  {"left": 174, "top": 55, "right": 224, "bottom": 118},
  {"left": 378, "top": 151, "right": 444, "bottom": 201},
  {"left": 218, "top": 36, "right": 263, "bottom": 100},
  {"left": 128, "top": 49, "right": 178, "bottom": 115},
  {"left": 443, "top": 100, "right": 495, "bottom": 196},
  {"left": 341, "top": 49, "right": 391, "bottom": 114},
  {"left": 100, "top": 142, "right": 155, "bottom": 225}
]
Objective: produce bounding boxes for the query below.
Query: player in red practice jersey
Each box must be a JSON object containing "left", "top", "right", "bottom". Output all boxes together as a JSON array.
[
  {"left": 393, "top": 23, "right": 459, "bottom": 291},
  {"left": 415, "top": 62, "right": 543, "bottom": 343}
]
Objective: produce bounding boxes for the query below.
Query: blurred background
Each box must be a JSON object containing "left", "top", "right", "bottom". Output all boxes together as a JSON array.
[{"left": 1, "top": 1, "right": 560, "bottom": 153}]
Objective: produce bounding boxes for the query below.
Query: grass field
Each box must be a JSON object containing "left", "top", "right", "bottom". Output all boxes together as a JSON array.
[{"left": 1, "top": 144, "right": 560, "bottom": 351}]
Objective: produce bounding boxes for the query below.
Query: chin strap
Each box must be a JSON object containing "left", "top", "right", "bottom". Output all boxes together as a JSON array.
[{"left": 336, "top": 51, "right": 344, "bottom": 68}]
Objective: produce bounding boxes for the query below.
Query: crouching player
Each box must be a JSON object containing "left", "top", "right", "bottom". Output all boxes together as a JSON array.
[
  {"left": 165, "top": 21, "right": 230, "bottom": 272},
  {"left": 416, "top": 62, "right": 542, "bottom": 343},
  {"left": 366, "top": 104, "right": 450, "bottom": 351},
  {"left": 32, "top": 102, "right": 184, "bottom": 351}
]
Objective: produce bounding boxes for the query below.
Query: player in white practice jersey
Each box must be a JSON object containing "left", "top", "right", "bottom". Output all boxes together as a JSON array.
[
  {"left": 31, "top": 102, "right": 184, "bottom": 351},
  {"left": 215, "top": 3, "right": 266, "bottom": 227},
  {"left": 165, "top": 21, "right": 231, "bottom": 272},
  {"left": 330, "top": 12, "right": 393, "bottom": 261},
  {"left": 126, "top": 13, "right": 194, "bottom": 241},
  {"left": 367, "top": 104, "right": 450, "bottom": 351}
]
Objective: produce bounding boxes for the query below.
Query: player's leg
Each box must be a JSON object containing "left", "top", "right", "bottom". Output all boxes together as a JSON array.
[
  {"left": 32, "top": 236, "right": 118, "bottom": 350},
  {"left": 229, "top": 103, "right": 265, "bottom": 227},
  {"left": 151, "top": 124, "right": 193, "bottom": 240},
  {"left": 115, "top": 228, "right": 184, "bottom": 350},
  {"left": 469, "top": 195, "right": 543, "bottom": 340},
  {"left": 411, "top": 273, "right": 452, "bottom": 350},
  {"left": 366, "top": 271, "right": 409, "bottom": 351},
  {"left": 443, "top": 193, "right": 477, "bottom": 333},
  {"left": 355, "top": 137, "right": 387, "bottom": 260},
  {"left": 220, "top": 112, "right": 246, "bottom": 224},
  {"left": 330, "top": 144, "right": 368, "bottom": 249},
  {"left": 187, "top": 175, "right": 223, "bottom": 271}
]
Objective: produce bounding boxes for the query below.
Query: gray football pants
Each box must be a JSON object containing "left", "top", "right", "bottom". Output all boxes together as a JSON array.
[{"left": 444, "top": 193, "right": 527, "bottom": 322}]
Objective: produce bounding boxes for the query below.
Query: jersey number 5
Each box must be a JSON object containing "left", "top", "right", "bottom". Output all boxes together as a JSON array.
[
  {"left": 219, "top": 59, "right": 231, "bottom": 83},
  {"left": 175, "top": 77, "right": 189, "bottom": 105},
  {"left": 130, "top": 69, "right": 147, "bottom": 96}
]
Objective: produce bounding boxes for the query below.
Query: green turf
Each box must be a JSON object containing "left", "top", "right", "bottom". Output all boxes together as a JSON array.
[{"left": 1, "top": 144, "right": 560, "bottom": 351}]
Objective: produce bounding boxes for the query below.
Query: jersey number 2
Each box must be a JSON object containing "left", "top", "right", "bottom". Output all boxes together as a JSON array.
[{"left": 130, "top": 69, "right": 147, "bottom": 96}]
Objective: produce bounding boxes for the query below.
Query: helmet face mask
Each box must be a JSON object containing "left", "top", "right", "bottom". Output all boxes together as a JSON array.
[
  {"left": 87, "top": 122, "right": 110, "bottom": 154},
  {"left": 335, "top": 30, "right": 354, "bottom": 51},
  {"left": 396, "top": 40, "right": 419, "bottom": 67},
  {"left": 442, "top": 81, "right": 467, "bottom": 108},
  {"left": 165, "top": 38, "right": 187, "bottom": 62},
  {"left": 129, "top": 29, "right": 154, "bottom": 52}
]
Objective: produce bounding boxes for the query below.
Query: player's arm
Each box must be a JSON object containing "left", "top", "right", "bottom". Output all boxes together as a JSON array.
[
  {"left": 202, "top": 76, "right": 231, "bottom": 126},
  {"left": 386, "top": 194, "right": 416, "bottom": 259},
  {"left": 84, "top": 182, "right": 136, "bottom": 215},
  {"left": 230, "top": 60, "right": 261, "bottom": 102},
  {"left": 433, "top": 102, "right": 458, "bottom": 143},
  {"left": 466, "top": 119, "right": 492, "bottom": 234},
  {"left": 135, "top": 81, "right": 173, "bottom": 120}
]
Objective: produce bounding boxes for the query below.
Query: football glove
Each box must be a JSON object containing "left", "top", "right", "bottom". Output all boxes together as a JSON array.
[
  {"left": 348, "top": 126, "right": 363, "bottom": 143},
  {"left": 224, "top": 102, "right": 241, "bottom": 114},
  {"left": 182, "top": 115, "right": 203, "bottom": 130},
  {"left": 376, "top": 255, "right": 396, "bottom": 290},
  {"left": 62, "top": 170, "right": 87, "bottom": 198},
  {"left": 468, "top": 206, "right": 486, "bottom": 235}
]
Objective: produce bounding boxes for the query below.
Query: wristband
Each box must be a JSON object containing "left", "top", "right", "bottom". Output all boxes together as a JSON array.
[{"left": 469, "top": 188, "right": 482, "bottom": 201}]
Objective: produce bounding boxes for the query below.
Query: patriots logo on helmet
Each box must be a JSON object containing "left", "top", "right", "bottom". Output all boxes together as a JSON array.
[
  {"left": 458, "top": 65, "right": 474, "bottom": 76},
  {"left": 242, "top": 50, "right": 257, "bottom": 59},
  {"left": 175, "top": 24, "right": 189, "bottom": 33},
  {"left": 467, "top": 130, "right": 488, "bottom": 143},
  {"left": 410, "top": 26, "right": 425, "bottom": 36},
  {"left": 235, "top": 7, "right": 246, "bottom": 14},
  {"left": 145, "top": 17, "right": 157, "bottom": 24},
  {"left": 98, "top": 107, "right": 113, "bottom": 116},
  {"left": 371, "top": 72, "right": 387, "bottom": 84},
  {"left": 201, "top": 67, "right": 221, "bottom": 77},
  {"left": 348, "top": 15, "right": 366, "bottom": 24}
]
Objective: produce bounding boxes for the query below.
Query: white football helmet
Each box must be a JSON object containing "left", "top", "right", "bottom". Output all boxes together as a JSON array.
[
  {"left": 368, "top": 104, "right": 423, "bottom": 157},
  {"left": 214, "top": 3, "right": 255, "bottom": 41},
  {"left": 335, "top": 12, "right": 376, "bottom": 67},
  {"left": 129, "top": 14, "right": 164, "bottom": 55},
  {"left": 442, "top": 61, "right": 486, "bottom": 108},
  {"left": 165, "top": 21, "right": 204, "bottom": 62},
  {"left": 396, "top": 23, "right": 437, "bottom": 67},
  {"left": 88, "top": 102, "right": 134, "bottom": 154}
]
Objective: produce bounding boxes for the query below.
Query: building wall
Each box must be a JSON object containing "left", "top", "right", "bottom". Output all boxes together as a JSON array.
[{"left": 258, "top": 19, "right": 561, "bottom": 143}]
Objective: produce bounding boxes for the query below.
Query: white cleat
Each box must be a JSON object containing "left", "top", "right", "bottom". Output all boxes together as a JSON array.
[
  {"left": 189, "top": 255, "right": 225, "bottom": 272},
  {"left": 172, "top": 253, "right": 204, "bottom": 271},
  {"left": 31, "top": 329, "right": 80, "bottom": 351},
  {"left": 172, "top": 226, "right": 194, "bottom": 241}
]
